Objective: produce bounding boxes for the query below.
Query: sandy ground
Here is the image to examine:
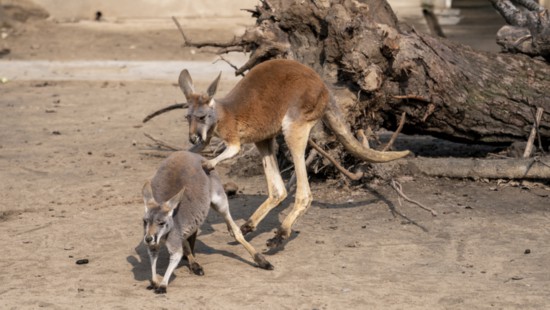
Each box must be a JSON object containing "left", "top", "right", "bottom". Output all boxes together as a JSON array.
[{"left": 1, "top": 6, "right": 550, "bottom": 310}]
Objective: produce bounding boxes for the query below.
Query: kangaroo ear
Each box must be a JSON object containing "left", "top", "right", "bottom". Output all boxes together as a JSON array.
[
  {"left": 206, "top": 72, "right": 221, "bottom": 99},
  {"left": 142, "top": 180, "right": 156, "bottom": 211},
  {"left": 178, "top": 69, "right": 195, "bottom": 100},
  {"left": 165, "top": 187, "right": 186, "bottom": 215}
]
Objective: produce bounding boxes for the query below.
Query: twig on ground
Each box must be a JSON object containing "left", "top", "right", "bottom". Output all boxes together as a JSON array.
[
  {"left": 382, "top": 112, "right": 406, "bottom": 151},
  {"left": 143, "top": 133, "right": 182, "bottom": 151},
  {"left": 391, "top": 179, "right": 437, "bottom": 216},
  {"left": 534, "top": 156, "right": 550, "bottom": 169}
]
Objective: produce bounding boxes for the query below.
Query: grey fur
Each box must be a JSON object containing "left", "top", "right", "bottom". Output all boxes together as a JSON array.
[{"left": 142, "top": 151, "right": 273, "bottom": 294}]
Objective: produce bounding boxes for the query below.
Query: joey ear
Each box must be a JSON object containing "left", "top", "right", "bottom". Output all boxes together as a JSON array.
[
  {"left": 142, "top": 180, "right": 156, "bottom": 210},
  {"left": 178, "top": 69, "right": 195, "bottom": 100},
  {"left": 206, "top": 72, "right": 222, "bottom": 99},
  {"left": 165, "top": 187, "right": 186, "bottom": 214}
]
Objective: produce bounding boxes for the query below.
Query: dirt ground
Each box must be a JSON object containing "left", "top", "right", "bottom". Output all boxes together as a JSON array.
[{"left": 1, "top": 13, "right": 550, "bottom": 310}]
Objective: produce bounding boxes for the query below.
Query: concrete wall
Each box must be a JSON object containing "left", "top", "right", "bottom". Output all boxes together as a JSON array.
[
  {"left": 25, "top": 0, "right": 550, "bottom": 21},
  {"left": 30, "top": 0, "right": 258, "bottom": 20}
]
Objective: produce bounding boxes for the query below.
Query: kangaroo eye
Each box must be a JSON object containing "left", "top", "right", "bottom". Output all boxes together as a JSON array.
[
  {"left": 158, "top": 221, "right": 166, "bottom": 226},
  {"left": 198, "top": 115, "right": 206, "bottom": 121}
]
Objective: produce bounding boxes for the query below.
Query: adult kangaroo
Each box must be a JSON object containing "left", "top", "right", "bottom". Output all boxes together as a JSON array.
[{"left": 179, "top": 59, "right": 410, "bottom": 248}]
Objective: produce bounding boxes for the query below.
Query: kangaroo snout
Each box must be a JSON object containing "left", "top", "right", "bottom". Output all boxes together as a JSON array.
[
  {"left": 144, "top": 235, "right": 153, "bottom": 243},
  {"left": 189, "top": 134, "right": 202, "bottom": 145}
]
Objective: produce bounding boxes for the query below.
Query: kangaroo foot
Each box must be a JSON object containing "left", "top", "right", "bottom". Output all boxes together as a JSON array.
[
  {"left": 254, "top": 253, "right": 274, "bottom": 270},
  {"left": 190, "top": 262, "right": 205, "bottom": 276},
  {"left": 240, "top": 221, "right": 255, "bottom": 235},
  {"left": 154, "top": 285, "right": 167, "bottom": 294},
  {"left": 146, "top": 280, "right": 158, "bottom": 290},
  {"left": 266, "top": 230, "right": 289, "bottom": 249}
]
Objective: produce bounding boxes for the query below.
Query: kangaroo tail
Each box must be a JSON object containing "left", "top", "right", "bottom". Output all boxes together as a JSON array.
[{"left": 323, "top": 96, "right": 410, "bottom": 163}]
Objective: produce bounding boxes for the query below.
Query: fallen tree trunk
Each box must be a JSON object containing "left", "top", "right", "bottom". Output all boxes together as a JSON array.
[
  {"left": 175, "top": 0, "right": 549, "bottom": 147},
  {"left": 375, "top": 156, "right": 550, "bottom": 179},
  {"left": 160, "top": 0, "right": 550, "bottom": 181},
  {"left": 490, "top": 0, "right": 550, "bottom": 61}
]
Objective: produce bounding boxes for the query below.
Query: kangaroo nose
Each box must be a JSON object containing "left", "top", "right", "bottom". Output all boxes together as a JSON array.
[
  {"left": 189, "top": 134, "right": 200, "bottom": 145},
  {"left": 145, "top": 236, "right": 153, "bottom": 243}
]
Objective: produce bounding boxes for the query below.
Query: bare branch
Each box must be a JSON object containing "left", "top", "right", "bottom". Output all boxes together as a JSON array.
[
  {"left": 392, "top": 95, "right": 430, "bottom": 102},
  {"left": 214, "top": 56, "right": 244, "bottom": 76},
  {"left": 308, "top": 138, "right": 364, "bottom": 181},
  {"left": 382, "top": 112, "right": 406, "bottom": 152},
  {"left": 523, "top": 107, "right": 544, "bottom": 158},
  {"left": 422, "top": 9, "right": 446, "bottom": 38},
  {"left": 391, "top": 179, "right": 437, "bottom": 216},
  {"left": 171, "top": 16, "right": 246, "bottom": 51},
  {"left": 143, "top": 132, "right": 182, "bottom": 151}
]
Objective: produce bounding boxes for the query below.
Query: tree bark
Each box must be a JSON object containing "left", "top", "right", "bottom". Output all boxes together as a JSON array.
[{"left": 174, "top": 0, "right": 550, "bottom": 174}]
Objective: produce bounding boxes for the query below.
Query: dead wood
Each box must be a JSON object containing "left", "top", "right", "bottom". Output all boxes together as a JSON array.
[
  {"left": 391, "top": 179, "right": 438, "bottom": 216},
  {"left": 382, "top": 112, "right": 406, "bottom": 151},
  {"left": 143, "top": 132, "right": 182, "bottom": 151},
  {"left": 377, "top": 156, "right": 550, "bottom": 180},
  {"left": 308, "top": 138, "right": 364, "bottom": 180},
  {"left": 180, "top": 0, "right": 548, "bottom": 149},
  {"left": 422, "top": 9, "right": 446, "bottom": 38},
  {"left": 489, "top": 0, "right": 550, "bottom": 60},
  {"left": 523, "top": 107, "right": 544, "bottom": 157},
  {"left": 164, "top": 0, "right": 550, "bottom": 181}
]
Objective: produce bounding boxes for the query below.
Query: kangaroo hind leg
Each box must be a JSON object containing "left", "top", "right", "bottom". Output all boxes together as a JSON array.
[
  {"left": 240, "top": 138, "right": 287, "bottom": 235},
  {"left": 267, "top": 120, "right": 315, "bottom": 248},
  {"left": 183, "top": 236, "right": 204, "bottom": 276},
  {"left": 210, "top": 187, "right": 274, "bottom": 270}
]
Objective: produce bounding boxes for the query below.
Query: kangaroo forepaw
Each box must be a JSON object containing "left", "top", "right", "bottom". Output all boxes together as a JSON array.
[
  {"left": 240, "top": 222, "right": 255, "bottom": 235},
  {"left": 154, "top": 286, "right": 167, "bottom": 294},
  {"left": 254, "top": 253, "right": 274, "bottom": 270},
  {"left": 190, "top": 262, "right": 205, "bottom": 276}
]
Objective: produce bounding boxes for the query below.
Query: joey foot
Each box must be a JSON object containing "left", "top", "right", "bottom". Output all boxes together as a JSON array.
[
  {"left": 154, "top": 286, "right": 167, "bottom": 294},
  {"left": 201, "top": 160, "right": 215, "bottom": 173},
  {"left": 146, "top": 280, "right": 158, "bottom": 290},
  {"left": 254, "top": 253, "right": 274, "bottom": 270},
  {"left": 240, "top": 221, "right": 255, "bottom": 235},
  {"left": 190, "top": 262, "right": 205, "bottom": 276},
  {"left": 266, "top": 229, "right": 289, "bottom": 249}
]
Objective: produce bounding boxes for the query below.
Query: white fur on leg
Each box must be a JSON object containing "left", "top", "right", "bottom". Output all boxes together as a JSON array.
[{"left": 160, "top": 251, "right": 183, "bottom": 288}]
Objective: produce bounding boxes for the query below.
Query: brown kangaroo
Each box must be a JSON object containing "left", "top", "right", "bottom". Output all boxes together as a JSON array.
[{"left": 178, "top": 59, "right": 410, "bottom": 248}]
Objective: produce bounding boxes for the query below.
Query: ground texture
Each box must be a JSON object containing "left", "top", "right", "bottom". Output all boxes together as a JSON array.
[{"left": 1, "top": 14, "right": 549, "bottom": 310}]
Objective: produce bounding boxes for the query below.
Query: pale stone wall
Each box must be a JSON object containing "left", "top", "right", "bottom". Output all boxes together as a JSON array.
[{"left": 29, "top": 0, "right": 258, "bottom": 20}]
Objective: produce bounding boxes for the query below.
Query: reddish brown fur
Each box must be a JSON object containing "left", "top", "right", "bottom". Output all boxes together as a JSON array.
[
  {"left": 215, "top": 59, "right": 329, "bottom": 144},
  {"left": 179, "top": 59, "right": 408, "bottom": 248}
]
